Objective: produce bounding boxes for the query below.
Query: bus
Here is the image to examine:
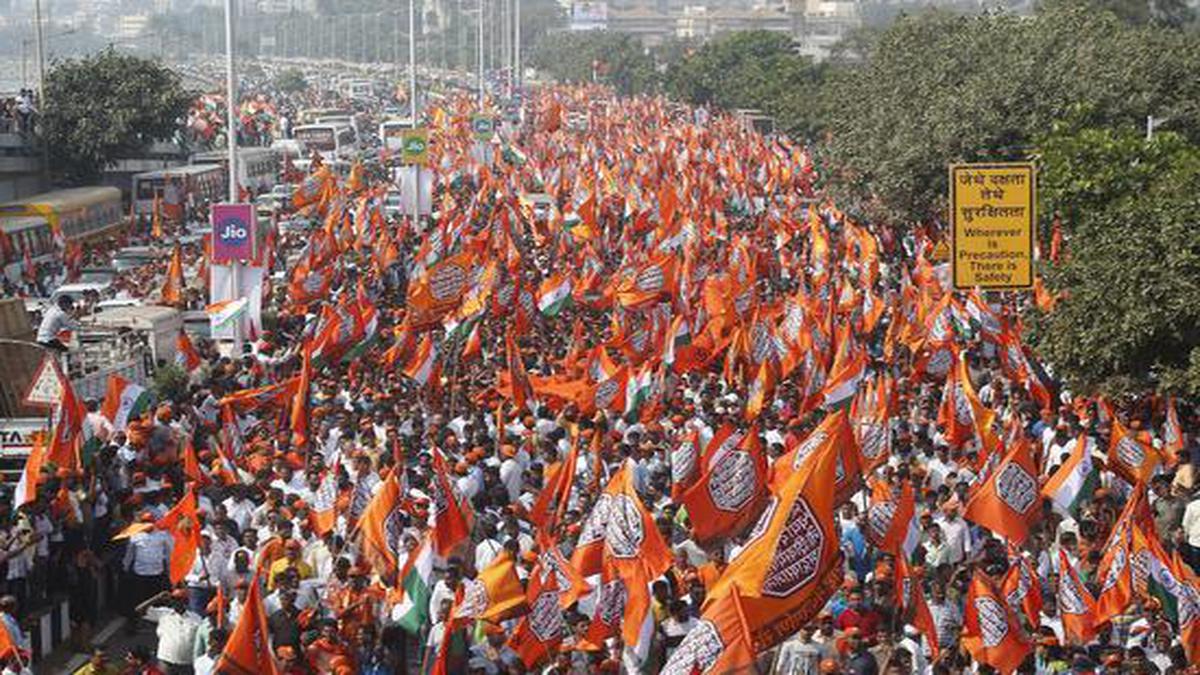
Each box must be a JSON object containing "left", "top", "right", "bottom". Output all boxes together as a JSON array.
[
  {"left": 132, "top": 164, "right": 225, "bottom": 217},
  {"left": 345, "top": 80, "right": 375, "bottom": 100},
  {"left": 298, "top": 108, "right": 352, "bottom": 125},
  {"left": 293, "top": 124, "right": 357, "bottom": 160},
  {"left": 0, "top": 187, "right": 123, "bottom": 244},
  {"left": 191, "top": 147, "right": 280, "bottom": 194},
  {"left": 0, "top": 216, "right": 53, "bottom": 283},
  {"left": 379, "top": 118, "right": 416, "bottom": 152}
]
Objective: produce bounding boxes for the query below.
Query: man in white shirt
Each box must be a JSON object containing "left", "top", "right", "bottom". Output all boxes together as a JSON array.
[
  {"left": 936, "top": 501, "right": 971, "bottom": 565},
  {"left": 121, "top": 515, "right": 172, "bottom": 619},
  {"left": 36, "top": 295, "right": 79, "bottom": 351},
  {"left": 499, "top": 446, "right": 523, "bottom": 504},
  {"left": 151, "top": 591, "right": 201, "bottom": 672}
]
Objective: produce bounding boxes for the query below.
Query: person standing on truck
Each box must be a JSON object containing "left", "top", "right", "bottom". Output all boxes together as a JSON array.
[{"left": 36, "top": 295, "right": 80, "bottom": 352}]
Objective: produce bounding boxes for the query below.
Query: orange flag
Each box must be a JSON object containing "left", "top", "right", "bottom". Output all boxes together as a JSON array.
[
  {"left": 1105, "top": 406, "right": 1161, "bottom": 485},
  {"left": 963, "top": 434, "right": 1041, "bottom": 545},
  {"left": 962, "top": 571, "right": 1032, "bottom": 675},
  {"left": 175, "top": 330, "right": 203, "bottom": 372},
  {"left": 309, "top": 468, "right": 339, "bottom": 537},
  {"left": 1094, "top": 487, "right": 1150, "bottom": 624},
  {"left": 151, "top": 194, "right": 163, "bottom": 239},
  {"left": 865, "top": 481, "right": 917, "bottom": 557},
  {"left": 528, "top": 434, "right": 579, "bottom": 531},
  {"left": 181, "top": 440, "right": 206, "bottom": 485},
  {"left": 158, "top": 485, "right": 201, "bottom": 585},
  {"left": 505, "top": 327, "right": 533, "bottom": 413},
  {"left": 161, "top": 243, "right": 184, "bottom": 306},
  {"left": 669, "top": 428, "right": 703, "bottom": 501},
  {"left": 896, "top": 555, "right": 939, "bottom": 663},
  {"left": 45, "top": 375, "right": 85, "bottom": 471},
  {"left": 661, "top": 585, "right": 758, "bottom": 674},
  {"left": 454, "top": 552, "right": 528, "bottom": 622},
  {"left": 771, "top": 408, "right": 861, "bottom": 507},
  {"left": 1056, "top": 549, "right": 1099, "bottom": 644},
  {"left": 613, "top": 253, "right": 678, "bottom": 309},
  {"left": 744, "top": 361, "right": 777, "bottom": 421},
  {"left": 289, "top": 341, "right": 313, "bottom": 451},
  {"left": 681, "top": 428, "right": 768, "bottom": 545},
  {"left": 707, "top": 427, "right": 844, "bottom": 651},
  {"left": 534, "top": 533, "right": 591, "bottom": 610},
  {"left": 215, "top": 567, "right": 279, "bottom": 675},
  {"left": 508, "top": 559, "right": 564, "bottom": 669},
  {"left": 1002, "top": 553, "right": 1043, "bottom": 629},
  {"left": 357, "top": 473, "right": 402, "bottom": 575},
  {"left": 429, "top": 449, "right": 472, "bottom": 557},
  {"left": 1163, "top": 396, "right": 1184, "bottom": 465}
]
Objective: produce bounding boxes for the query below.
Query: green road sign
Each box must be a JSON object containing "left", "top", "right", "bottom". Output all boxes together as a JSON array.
[
  {"left": 471, "top": 114, "right": 496, "bottom": 141},
  {"left": 400, "top": 128, "right": 429, "bottom": 166}
]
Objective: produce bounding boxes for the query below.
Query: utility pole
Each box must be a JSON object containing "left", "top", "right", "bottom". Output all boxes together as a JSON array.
[
  {"left": 410, "top": 0, "right": 418, "bottom": 121},
  {"left": 514, "top": 0, "right": 521, "bottom": 90},
  {"left": 34, "top": 0, "right": 47, "bottom": 106},
  {"left": 224, "top": 0, "right": 243, "bottom": 355},
  {"left": 478, "top": 0, "right": 484, "bottom": 108}
]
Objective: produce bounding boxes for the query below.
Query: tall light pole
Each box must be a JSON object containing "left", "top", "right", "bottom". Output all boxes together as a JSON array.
[
  {"left": 33, "top": 0, "right": 47, "bottom": 105},
  {"left": 224, "top": 0, "right": 243, "bottom": 354},
  {"left": 514, "top": 0, "right": 521, "bottom": 92},
  {"left": 477, "top": 0, "right": 485, "bottom": 108},
  {"left": 409, "top": 0, "right": 418, "bottom": 121}
]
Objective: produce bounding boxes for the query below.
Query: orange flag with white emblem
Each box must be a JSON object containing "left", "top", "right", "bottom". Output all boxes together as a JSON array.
[
  {"left": 681, "top": 428, "right": 768, "bottom": 545},
  {"left": 508, "top": 559, "right": 564, "bottom": 669},
  {"left": 161, "top": 243, "right": 184, "bottom": 306},
  {"left": 1057, "top": 549, "right": 1099, "bottom": 645},
  {"left": 453, "top": 551, "right": 528, "bottom": 622},
  {"left": 707, "top": 428, "right": 844, "bottom": 651},
  {"left": 962, "top": 571, "right": 1032, "bottom": 675},
  {"left": 661, "top": 585, "right": 758, "bottom": 674},
  {"left": 771, "top": 408, "right": 862, "bottom": 507},
  {"left": 963, "top": 434, "right": 1041, "bottom": 545}
]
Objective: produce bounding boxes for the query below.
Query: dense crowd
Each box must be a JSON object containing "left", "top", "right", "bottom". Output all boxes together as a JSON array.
[{"left": 1, "top": 84, "right": 1197, "bottom": 675}]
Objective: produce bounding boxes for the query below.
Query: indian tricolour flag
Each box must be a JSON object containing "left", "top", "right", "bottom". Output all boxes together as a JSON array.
[
  {"left": 402, "top": 335, "right": 439, "bottom": 386},
  {"left": 625, "top": 365, "right": 657, "bottom": 415},
  {"left": 100, "top": 374, "right": 155, "bottom": 431},
  {"left": 392, "top": 535, "right": 434, "bottom": 634},
  {"left": 1041, "top": 436, "right": 1099, "bottom": 517},
  {"left": 206, "top": 298, "right": 249, "bottom": 331},
  {"left": 537, "top": 272, "right": 573, "bottom": 317}
]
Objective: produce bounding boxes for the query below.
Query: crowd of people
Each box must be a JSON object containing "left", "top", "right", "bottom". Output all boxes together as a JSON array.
[{"left": 0, "top": 81, "right": 1197, "bottom": 675}]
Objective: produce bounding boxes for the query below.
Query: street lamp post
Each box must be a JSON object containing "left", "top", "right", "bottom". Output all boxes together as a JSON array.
[
  {"left": 223, "top": 0, "right": 243, "bottom": 354},
  {"left": 478, "top": 0, "right": 485, "bottom": 108},
  {"left": 410, "top": 0, "right": 418, "bottom": 122}
]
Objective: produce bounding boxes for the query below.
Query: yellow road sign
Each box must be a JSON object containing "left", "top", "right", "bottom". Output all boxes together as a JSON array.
[
  {"left": 400, "top": 128, "right": 430, "bottom": 166},
  {"left": 949, "top": 162, "right": 1036, "bottom": 290}
]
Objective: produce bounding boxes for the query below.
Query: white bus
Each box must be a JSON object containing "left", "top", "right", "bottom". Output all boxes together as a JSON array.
[
  {"left": 293, "top": 124, "right": 358, "bottom": 160},
  {"left": 379, "top": 118, "right": 416, "bottom": 152}
]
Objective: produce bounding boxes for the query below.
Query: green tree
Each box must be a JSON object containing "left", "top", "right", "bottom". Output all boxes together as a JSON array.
[
  {"left": 275, "top": 67, "right": 309, "bottom": 94},
  {"left": 818, "top": 6, "right": 1200, "bottom": 224},
  {"left": 665, "top": 31, "right": 828, "bottom": 140},
  {"left": 42, "top": 48, "right": 195, "bottom": 184},
  {"left": 530, "top": 31, "right": 660, "bottom": 96},
  {"left": 1025, "top": 127, "right": 1200, "bottom": 395}
]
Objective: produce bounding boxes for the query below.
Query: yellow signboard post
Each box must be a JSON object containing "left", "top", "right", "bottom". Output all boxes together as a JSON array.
[
  {"left": 399, "top": 128, "right": 430, "bottom": 166},
  {"left": 949, "top": 162, "right": 1036, "bottom": 290}
]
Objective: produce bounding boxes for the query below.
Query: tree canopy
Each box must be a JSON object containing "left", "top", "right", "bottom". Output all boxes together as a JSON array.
[
  {"left": 42, "top": 49, "right": 194, "bottom": 184},
  {"left": 531, "top": 31, "right": 660, "bottom": 97},
  {"left": 1027, "top": 127, "right": 1200, "bottom": 396}
]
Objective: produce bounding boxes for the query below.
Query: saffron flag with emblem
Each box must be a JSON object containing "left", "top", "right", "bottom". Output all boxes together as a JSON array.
[
  {"left": 614, "top": 253, "right": 678, "bottom": 308},
  {"left": 1094, "top": 487, "right": 1150, "bottom": 624},
  {"left": 771, "top": 409, "right": 862, "bottom": 507},
  {"left": 962, "top": 571, "right": 1032, "bottom": 675},
  {"left": 681, "top": 428, "right": 767, "bottom": 545},
  {"left": 429, "top": 449, "right": 472, "bottom": 557},
  {"left": 358, "top": 473, "right": 402, "bottom": 575},
  {"left": 453, "top": 551, "right": 528, "bottom": 622},
  {"left": 215, "top": 566, "right": 278, "bottom": 675},
  {"left": 508, "top": 560, "right": 564, "bottom": 669},
  {"left": 865, "top": 481, "right": 919, "bottom": 558},
  {"left": 1057, "top": 549, "right": 1099, "bottom": 644},
  {"left": 707, "top": 429, "right": 844, "bottom": 651},
  {"left": 661, "top": 585, "right": 758, "bottom": 674},
  {"left": 964, "top": 434, "right": 1041, "bottom": 545},
  {"left": 1104, "top": 405, "right": 1161, "bottom": 485},
  {"left": 896, "top": 554, "right": 940, "bottom": 663},
  {"left": 1002, "top": 553, "right": 1043, "bottom": 628},
  {"left": 289, "top": 341, "right": 313, "bottom": 451}
]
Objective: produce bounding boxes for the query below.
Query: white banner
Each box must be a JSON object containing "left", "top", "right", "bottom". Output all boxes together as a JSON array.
[{"left": 209, "top": 264, "right": 265, "bottom": 341}]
